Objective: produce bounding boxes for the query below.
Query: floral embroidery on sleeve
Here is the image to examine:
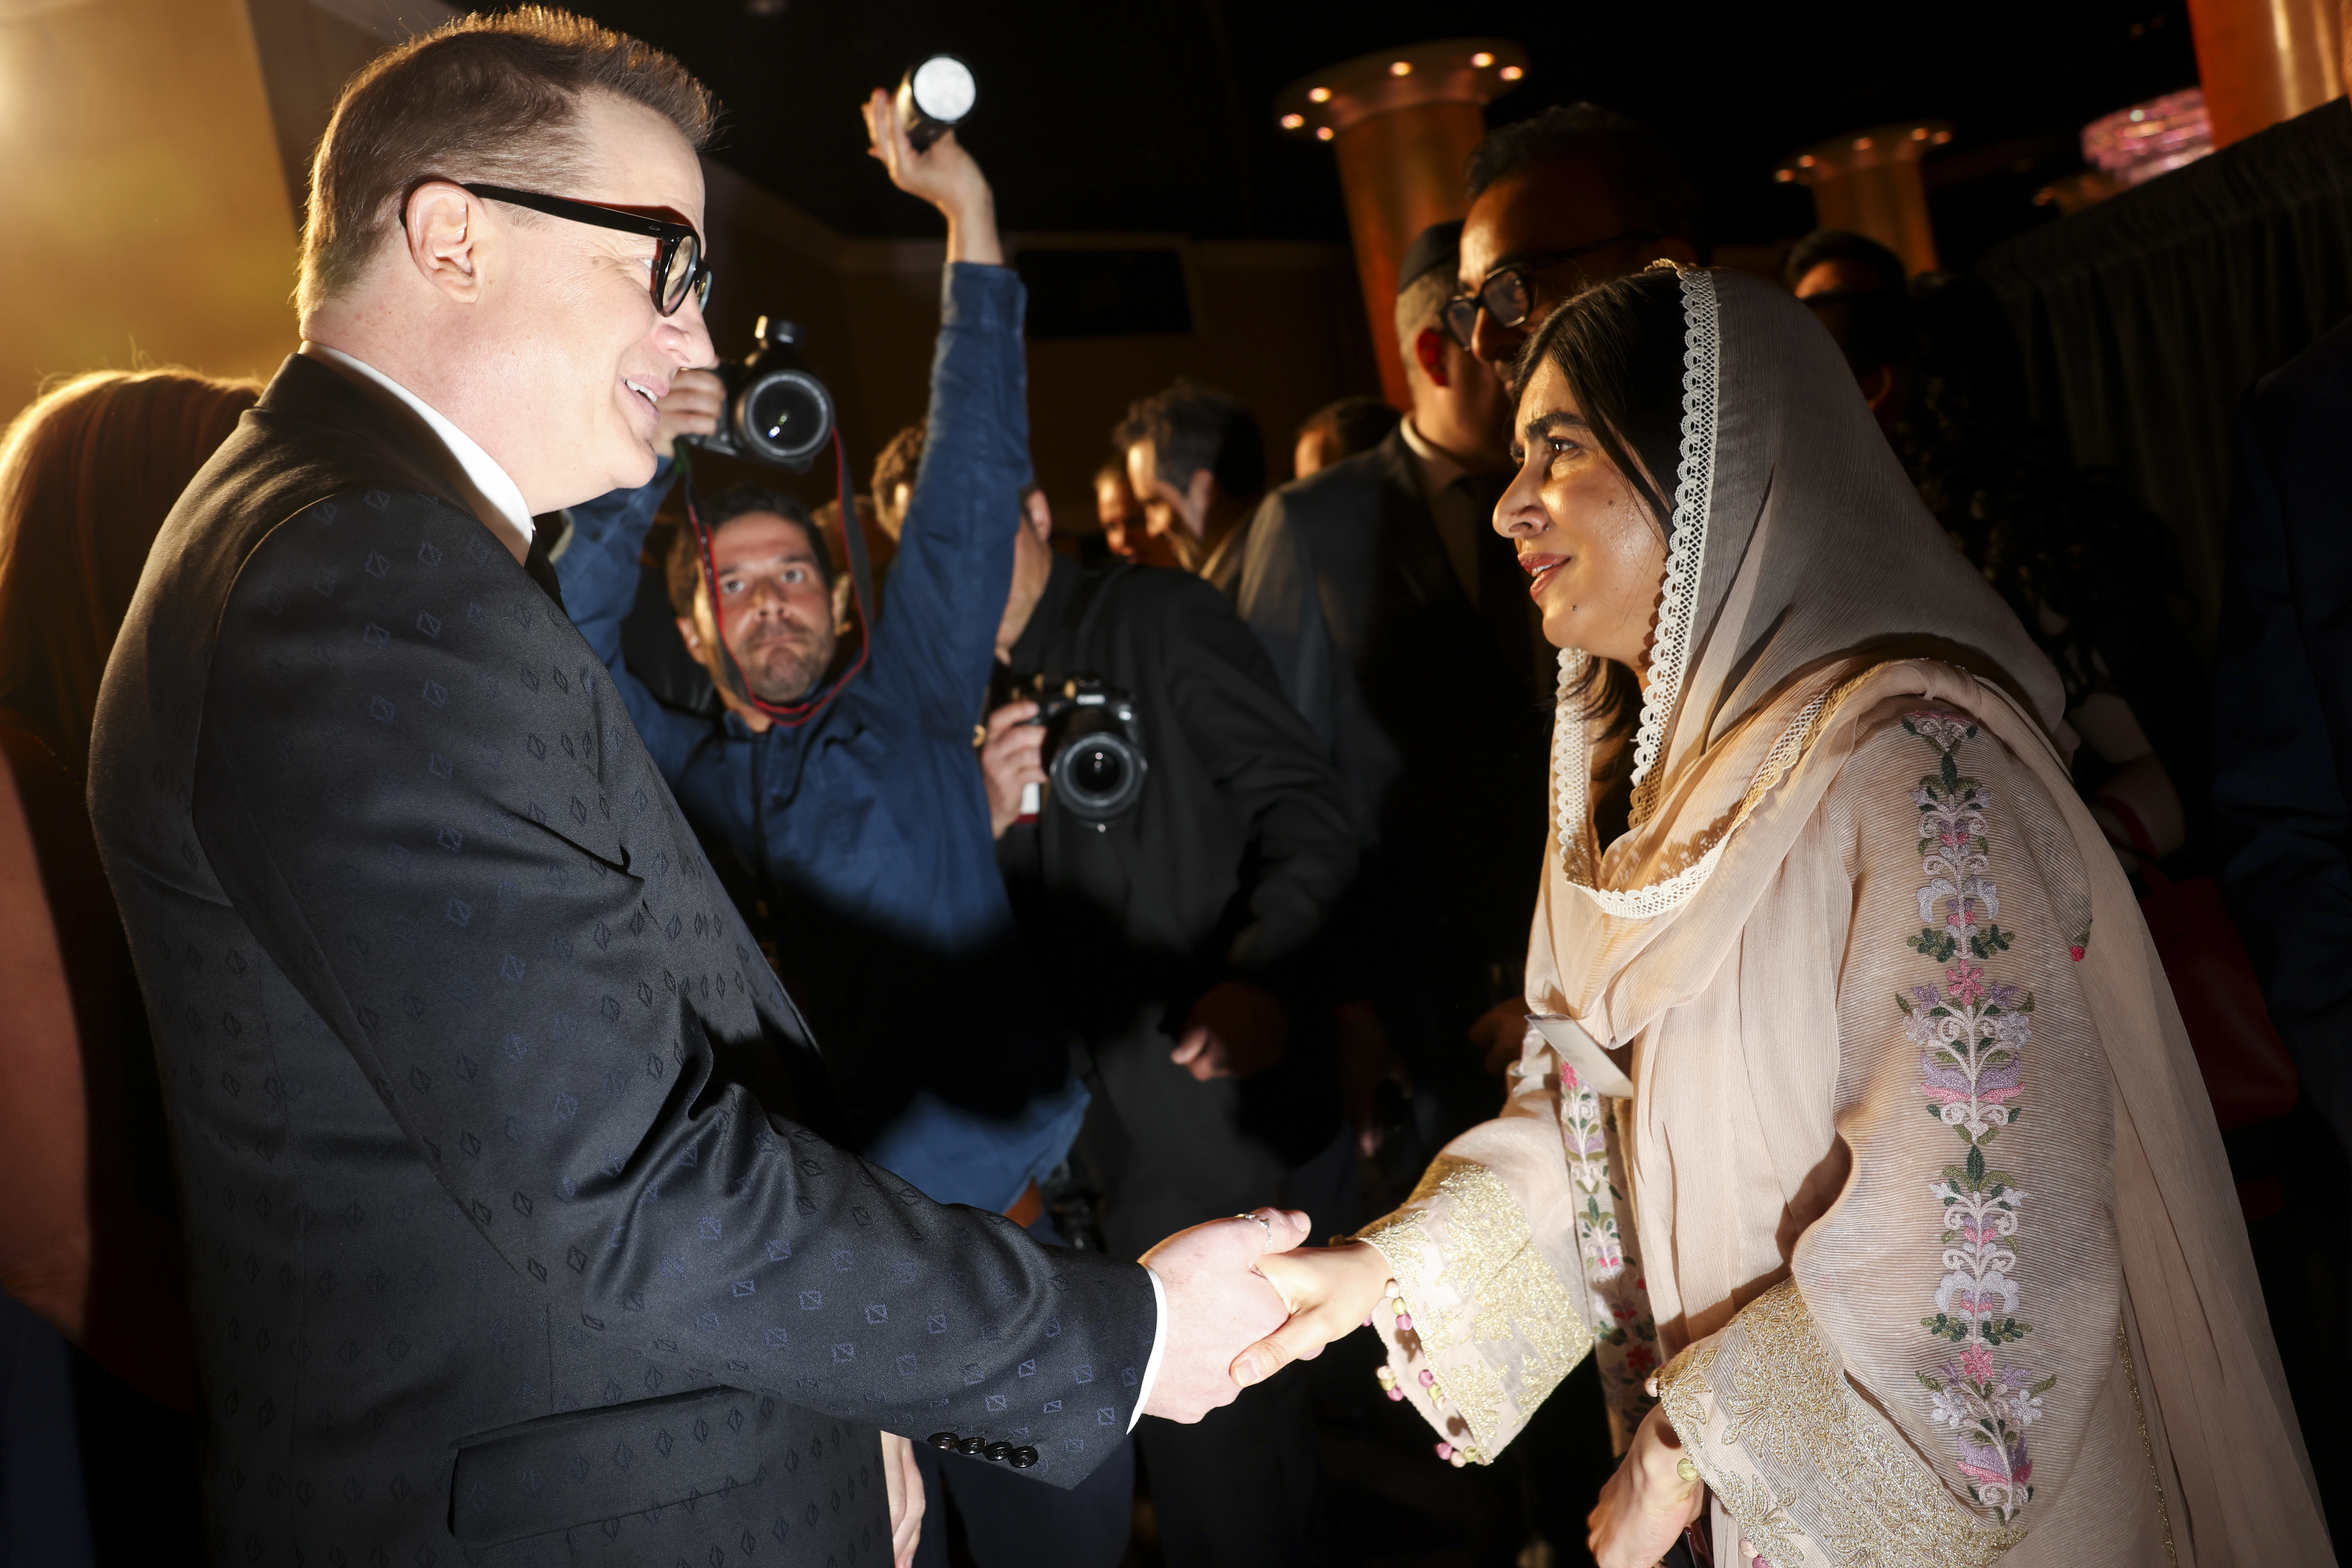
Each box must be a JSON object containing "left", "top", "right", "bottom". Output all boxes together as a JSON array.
[
  {"left": 1895, "top": 712, "right": 2053, "bottom": 1525},
  {"left": 1559, "top": 1061, "right": 1659, "bottom": 1426}
]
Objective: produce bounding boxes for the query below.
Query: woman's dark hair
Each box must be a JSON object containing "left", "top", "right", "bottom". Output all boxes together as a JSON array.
[
  {"left": 1515, "top": 266, "right": 1691, "bottom": 743},
  {"left": 0, "top": 369, "right": 261, "bottom": 766}
]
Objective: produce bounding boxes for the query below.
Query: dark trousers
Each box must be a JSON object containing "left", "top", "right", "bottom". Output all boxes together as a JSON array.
[
  {"left": 911, "top": 1429, "right": 1134, "bottom": 1568},
  {"left": 1084, "top": 1011, "right": 1354, "bottom": 1568},
  {"left": 1135, "top": 1359, "right": 1321, "bottom": 1568}
]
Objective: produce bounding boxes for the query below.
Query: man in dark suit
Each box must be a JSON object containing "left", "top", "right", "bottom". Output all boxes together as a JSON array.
[
  {"left": 2213, "top": 312, "right": 2352, "bottom": 1349},
  {"left": 86, "top": 15, "right": 1303, "bottom": 1566},
  {"left": 1237, "top": 222, "right": 1546, "bottom": 1137}
]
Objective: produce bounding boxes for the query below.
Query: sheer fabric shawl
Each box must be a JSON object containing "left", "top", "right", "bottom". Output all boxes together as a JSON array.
[{"left": 1358, "top": 269, "right": 2328, "bottom": 1565}]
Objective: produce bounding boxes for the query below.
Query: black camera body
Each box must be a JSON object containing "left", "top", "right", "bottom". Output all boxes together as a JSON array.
[
  {"left": 1020, "top": 673, "right": 1148, "bottom": 822},
  {"left": 682, "top": 315, "right": 835, "bottom": 472}
]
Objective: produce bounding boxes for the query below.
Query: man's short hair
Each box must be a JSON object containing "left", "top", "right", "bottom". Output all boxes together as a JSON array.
[
  {"left": 1297, "top": 396, "right": 1401, "bottom": 458},
  {"left": 1784, "top": 229, "right": 1908, "bottom": 294},
  {"left": 1464, "top": 103, "right": 1703, "bottom": 248},
  {"left": 1116, "top": 382, "right": 1264, "bottom": 501},
  {"left": 664, "top": 484, "right": 828, "bottom": 618},
  {"left": 299, "top": 9, "right": 715, "bottom": 318},
  {"left": 872, "top": 421, "right": 925, "bottom": 505},
  {"left": 1394, "top": 266, "right": 1456, "bottom": 370}
]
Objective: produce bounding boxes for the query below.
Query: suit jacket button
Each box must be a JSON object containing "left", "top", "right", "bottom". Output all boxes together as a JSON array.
[
  {"left": 1007, "top": 1446, "right": 1039, "bottom": 1469},
  {"left": 956, "top": 1437, "right": 987, "bottom": 1456},
  {"left": 983, "top": 1442, "right": 1012, "bottom": 1462},
  {"left": 927, "top": 1433, "right": 958, "bottom": 1450}
]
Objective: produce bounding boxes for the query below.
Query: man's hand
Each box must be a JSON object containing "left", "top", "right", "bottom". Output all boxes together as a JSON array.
[
  {"left": 880, "top": 1431, "right": 924, "bottom": 1568},
  {"left": 1587, "top": 1404, "right": 1704, "bottom": 1568},
  {"left": 1469, "top": 996, "right": 1532, "bottom": 1077},
  {"left": 1171, "top": 981, "right": 1289, "bottom": 1081},
  {"left": 977, "top": 701, "right": 1047, "bottom": 838},
  {"left": 1233, "top": 1239, "right": 1393, "bottom": 1388},
  {"left": 652, "top": 368, "right": 725, "bottom": 460},
  {"left": 1139, "top": 1208, "right": 1310, "bottom": 1420},
  {"left": 861, "top": 89, "right": 1002, "bottom": 267}
]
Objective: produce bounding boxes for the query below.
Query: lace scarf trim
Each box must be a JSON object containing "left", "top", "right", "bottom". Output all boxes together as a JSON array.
[
  {"left": 1626, "top": 265, "right": 1721, "bottom": 821},
  {"left": 1552, "top": 661, "right": 1874, "bottom": 921}
]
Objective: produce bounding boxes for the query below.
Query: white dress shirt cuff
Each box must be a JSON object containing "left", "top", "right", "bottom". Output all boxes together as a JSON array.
[{"left": 1131, "top": 1265, "right": 1168, "bottom": 1432}]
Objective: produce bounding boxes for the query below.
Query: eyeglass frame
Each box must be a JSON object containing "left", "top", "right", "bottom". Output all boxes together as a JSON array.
[
  {"left": 1440, "top": 230, "right": 1658, "bottom": 352},
  {"left": 406, "top": 180, "right": 715, "bottom": 316}
]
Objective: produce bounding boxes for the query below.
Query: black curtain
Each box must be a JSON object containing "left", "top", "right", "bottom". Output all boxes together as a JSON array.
[{"left": 1975, "top": 97, "right": 2352, "bottom": 653}]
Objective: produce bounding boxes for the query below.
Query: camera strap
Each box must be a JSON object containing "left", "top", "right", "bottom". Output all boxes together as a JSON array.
[{"left": 675, "top": 429, "right": 877, "bottom": 729}]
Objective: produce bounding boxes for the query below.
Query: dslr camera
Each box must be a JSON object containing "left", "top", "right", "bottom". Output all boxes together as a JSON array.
[
  {"left": 1017, "top": 673, "right": 1148, "bottom": 822},
  {"left": 681, "top": 315, "right": 835, "bottom": 472}
]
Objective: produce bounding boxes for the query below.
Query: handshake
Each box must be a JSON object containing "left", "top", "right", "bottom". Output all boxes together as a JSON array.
[{"left": 1135, "top": 1208, "right": 1399, "bottom": 1421}]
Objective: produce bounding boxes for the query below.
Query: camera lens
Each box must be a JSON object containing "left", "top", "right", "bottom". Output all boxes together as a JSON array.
[
  {"left": 1068, "top": 743, "right": 1124, "bottom": 796},
  {"left": 1051, "top": 729, "right": 1147, "bottom": 820},
  {"left": 740, "top": 368, "right": 833, "bottom": 467}
]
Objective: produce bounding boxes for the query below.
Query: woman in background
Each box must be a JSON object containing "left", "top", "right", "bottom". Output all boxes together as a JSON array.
[{"left": 0, "top": 367, "right": 258, "bottom": 1565}]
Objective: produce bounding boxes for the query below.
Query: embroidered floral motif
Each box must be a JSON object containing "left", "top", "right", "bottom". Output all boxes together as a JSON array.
[
  {"left": 1896, "top": 712, "right": 2050, "bottom": 1525},
  {"left": 1559, "top": 1063, "right": 1659, "bottom": 1413}
]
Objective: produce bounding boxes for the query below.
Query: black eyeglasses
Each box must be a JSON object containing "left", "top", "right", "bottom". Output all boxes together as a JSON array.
[
  {"left": 1441, "top": 231, "right": 1657, "bottom": 351},
  {"left": 459, "top": 183, "right": 714, "bottom": 316}
]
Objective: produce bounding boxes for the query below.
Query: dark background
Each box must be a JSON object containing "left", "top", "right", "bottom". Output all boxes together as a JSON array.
[{"left": 471, "top": 0, "right": 2201, "bottom": 265}]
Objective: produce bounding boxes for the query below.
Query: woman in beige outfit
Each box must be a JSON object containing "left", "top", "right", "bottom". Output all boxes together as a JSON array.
[{"left": 1239, "top": 265, "right": 2331, "bottom": 1567}]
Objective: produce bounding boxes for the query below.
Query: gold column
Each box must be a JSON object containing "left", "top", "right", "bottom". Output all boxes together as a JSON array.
[
  {"left": 2184, "top": 0, "right": 2345, "bottom": 147},
  {"left": 1276, "top": 40, "right": 1526, "bottom": 409},
  {"left": 1774, "top": 121, "right": 1953, "bottom": 278}
]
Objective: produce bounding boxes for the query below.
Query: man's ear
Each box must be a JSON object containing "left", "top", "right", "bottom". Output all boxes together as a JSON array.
[
  {"left": 1860, "top": 364, "right": 1898, "bottom": 411},
  {"left": 1183, "top": 466, "right": 1217, "bottom": 529},
  {"left": 403, "top": 180, "right": 486, "bottom": 304},
  {"left": 1413, "top": 327, "right": 1451, "bottom": 389},
  {"left": 674, "top": 615, "right": 706, "bottom": 663},
  {"left": 1022, "top": 487, "right": 1053, "bottom": 542}
]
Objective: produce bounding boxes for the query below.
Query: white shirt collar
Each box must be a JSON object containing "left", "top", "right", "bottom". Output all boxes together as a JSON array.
[{"left": 300, "top": 343, "right": 536, "bottom": 555}]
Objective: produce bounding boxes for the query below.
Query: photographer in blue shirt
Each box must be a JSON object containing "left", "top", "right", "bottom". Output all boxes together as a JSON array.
[{"left": 555, "top": 96, "right": 1126, "bottom": 1568}]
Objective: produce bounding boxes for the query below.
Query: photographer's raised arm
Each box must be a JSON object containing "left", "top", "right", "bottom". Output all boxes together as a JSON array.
[{"left": 854, "top": 89, "right": 1029, "bottom": 719}]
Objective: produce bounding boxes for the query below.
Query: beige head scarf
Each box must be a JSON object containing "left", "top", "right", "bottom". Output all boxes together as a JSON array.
[{"left": 1527, "top": 267, "right": 2327, "bottom": 1563}]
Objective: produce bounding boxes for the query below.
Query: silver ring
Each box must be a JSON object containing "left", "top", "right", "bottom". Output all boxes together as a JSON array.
[{"left": 1233, "top": 1211, "right": 1272, "bottom": 1240}]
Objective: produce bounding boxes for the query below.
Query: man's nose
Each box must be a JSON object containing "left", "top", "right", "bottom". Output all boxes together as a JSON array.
[
  {"left": 1471, "top": 311, "right": 1517, "bottom": 376},
  {"left": 660, "top": 289, "right": 717, "bottom": 370}
]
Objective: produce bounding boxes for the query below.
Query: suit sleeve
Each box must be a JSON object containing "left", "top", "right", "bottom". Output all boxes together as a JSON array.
[
  {"left": 1159, "top": 576, "right": 1357, "bottom": 974},
  {"left": 190, "top": 491, "right": 1155, "bottom": 1484},
  {"left": 2211, "top": 399, "right": 2352, "bottom": 1048},
  {"left": 1235, "top": 489, "right": 1343, "bottom": 752}
]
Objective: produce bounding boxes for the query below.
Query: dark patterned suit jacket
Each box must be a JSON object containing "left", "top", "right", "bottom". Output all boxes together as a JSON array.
[{"left": 87, "top": 354, "right": 1155, "bottom": 1567}]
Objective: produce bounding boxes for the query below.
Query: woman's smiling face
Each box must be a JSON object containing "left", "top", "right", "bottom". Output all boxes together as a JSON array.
[{"left": 1495, "top": 355, "right": 1669, "bottom": 679}]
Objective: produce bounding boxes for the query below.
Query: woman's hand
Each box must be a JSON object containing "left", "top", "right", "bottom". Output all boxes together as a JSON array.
[
  {"left": 860, "top": 89, "right": 1001, "bottom": 266},
  {"left": 880, "top": 1431, "right": 924, "bottom": 1568},
  {"left": 1230, "top": 1239, "right": 1395, "bottom": 1387},
  {"left": 1586, "top": 1403, "right": 1704, "bottom": 1568}
]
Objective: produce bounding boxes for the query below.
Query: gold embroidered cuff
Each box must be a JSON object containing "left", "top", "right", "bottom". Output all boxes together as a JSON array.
[
  {"left": 1355, "top": 1156, "right": 1594, "bottom": 1466},
  {"left": 1655, "top": 1281, "right": 2028, "bottom": 1568}
]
